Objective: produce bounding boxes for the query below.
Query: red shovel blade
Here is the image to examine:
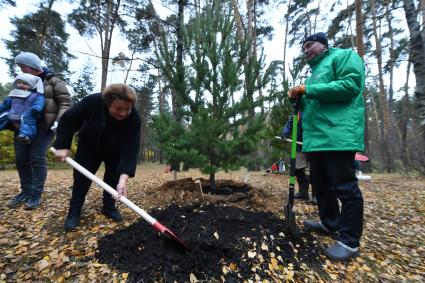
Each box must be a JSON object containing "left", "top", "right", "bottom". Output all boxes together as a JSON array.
[{"left": 152, "top": 221, "right": 191, "bottom": 251}]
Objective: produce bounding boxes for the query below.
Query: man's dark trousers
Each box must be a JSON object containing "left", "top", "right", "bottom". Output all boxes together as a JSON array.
[{"left": 308, "top": 151, "right": 363, "bottom": 248}]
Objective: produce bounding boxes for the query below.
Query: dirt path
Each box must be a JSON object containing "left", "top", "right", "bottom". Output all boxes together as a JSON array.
[{"left": 0, "top": 165, "right": 424, "bottom": 282}]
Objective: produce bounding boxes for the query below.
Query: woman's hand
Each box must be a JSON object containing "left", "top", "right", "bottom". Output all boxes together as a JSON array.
[
  {"left": 55, "top": 149, "right": 70, "bottom": 162},
  {"left": 116, "top": 174, "right": 129, "bottom": 200}
]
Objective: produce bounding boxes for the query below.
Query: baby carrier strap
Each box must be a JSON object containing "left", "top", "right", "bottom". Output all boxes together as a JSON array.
[{"left": 9, "top": 92, "right": 39, "bottom": 122}]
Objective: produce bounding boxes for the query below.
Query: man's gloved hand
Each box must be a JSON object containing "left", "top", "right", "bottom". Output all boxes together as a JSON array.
[
  {"left": 280, "top": 129, "right": 290, "bottom": 139},
  {"left": 287, "top": 84, "right": 306, "bottom": 99},
  {"left": 50, "top": 121, "right": 58, "bottom": 132}
]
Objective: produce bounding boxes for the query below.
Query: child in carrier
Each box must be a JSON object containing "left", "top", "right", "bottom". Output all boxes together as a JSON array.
[{"left": 0, "top": 73, "right": 45, "bottom": 144}]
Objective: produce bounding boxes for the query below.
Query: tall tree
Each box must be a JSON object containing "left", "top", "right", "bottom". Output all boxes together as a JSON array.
[
  {"left": 0, "top": 82, "right": 12, "bottom": 100},
  {"left": 131, "top": 76, "right": 156, "bottom": 162},
  {"left": 68, "top": 0, "right": 139, "bottom": 90},
  {"left": 398, "top": 58, "right": 411, "bottom": 169},
  {"left": 5, "top": 2, "right": 73, "bottom": 80},
  {"left": 71, "top": 61, "right": 96, "bottom": 103},
  {"left": 282, "top": 0, "right": 292, "bottom": 82},
  {"left": 370, "top": 0, "right": 394, "bottom": 171},
  {"left": 403, "top": 0, "right": 425, "bottom": 141},
  {"left": 0, "top": 0, "right": 15, "bottom": 9},
  {"left": 354, "top": 0, "right": 370, "bottom": 154}
]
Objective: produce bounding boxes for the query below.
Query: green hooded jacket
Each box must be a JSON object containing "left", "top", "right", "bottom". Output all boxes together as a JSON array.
[{"left": 301, "top": 47, "right": 365, "bottom": 152}]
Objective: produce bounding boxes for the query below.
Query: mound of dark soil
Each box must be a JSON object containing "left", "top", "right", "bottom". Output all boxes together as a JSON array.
[
  {"left": 96, "top": 204, "right": 323, "bottom": 282},
  {"left": 158, "top": 178, "right": 250, "bottom": 195}
]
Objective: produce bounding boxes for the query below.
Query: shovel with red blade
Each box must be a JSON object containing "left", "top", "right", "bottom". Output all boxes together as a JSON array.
[{"left": 50, "top": 147, "right": 190, "bottom": 251}]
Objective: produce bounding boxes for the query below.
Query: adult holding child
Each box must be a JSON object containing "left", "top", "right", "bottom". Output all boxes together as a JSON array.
[
  {"left": 7, "top": 52, "right": 71, "bottom": 209},
  {"left": 0, "top": 73, "right": 45, "bottom": 144},
  {"left": 53, "top": 84, "right": 141, "bottom": 230}
]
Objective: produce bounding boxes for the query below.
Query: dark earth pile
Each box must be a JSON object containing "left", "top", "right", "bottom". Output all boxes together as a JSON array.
[
  {"left": 158, "top": 177, "right": 251, "bottom": 195},
  {"left": 97, "top": 204, "right": 323, "bottom": 282}
]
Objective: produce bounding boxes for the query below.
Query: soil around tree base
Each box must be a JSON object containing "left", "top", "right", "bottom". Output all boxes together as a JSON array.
[{"left": 96, "top": 203, "right": 323, "bottom": 282}]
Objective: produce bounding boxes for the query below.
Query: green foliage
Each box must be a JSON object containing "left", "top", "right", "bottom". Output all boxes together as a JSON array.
[
  {"left": 5, "top": 5, "right": 74, "bottom": 81},
  {"left": 68, "top": 0, "right": 139, "bottom": 38},
  {"left": 153, "top": 112, "right": 204, "bottom": 169},
  {"left": 0, "top": 0, "right": 15, "bottom": 9},
  {"left": 131, "top": 75, "right": 157, "bottom": 161},
  {"left": 264, "top": 103, "right": 292, "bottom": 165},
  {"left": 71, "top": 61, "right": 96, "bottom": 103},
  {"left": 0, "top": 131, "right": 15, "bottom": 169},
  {"left": 0, "top": 83, "right": 13, "bottom": 101},
  {"left": 0, "top": 84, "right": 15, "bottom": 169},
  {"left": 154, "top": 0, "right": 268, "bottom": 181}
]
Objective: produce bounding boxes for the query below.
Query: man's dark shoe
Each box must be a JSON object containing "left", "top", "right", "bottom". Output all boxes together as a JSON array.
[
  {"left": 25, "top": 195, "right": 42, "bottom": 210},
  {"left": 7, "top": 192, "right": 29, "bottom": 208},
  {"left": 324, "top": 242, "right": 359, "bottom": 262},
  {"left": 102, "top": 207, "right": 123, "bottom": 221},
  {"left": 303, "top": 220, "right": 339, "bottom": 239},
  {"left": 294, "top": 192, "right": 309, "bottom": 200},
  {"left": 310, "top": 196, "right": 317, "bottom": 205},
  {"left": 64, "top": 213, "right": 81, "bottom": 230}
]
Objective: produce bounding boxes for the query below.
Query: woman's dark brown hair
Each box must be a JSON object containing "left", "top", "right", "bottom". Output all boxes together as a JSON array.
[{"left": 102, "top": 84, "right": 137, "bottom": 106}]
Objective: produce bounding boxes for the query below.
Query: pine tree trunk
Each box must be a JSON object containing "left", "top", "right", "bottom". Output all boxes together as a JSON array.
[
  {"left": 157, "top": 69, "right": 165, "bottom": 112},
  {"left": 124, "top": 51, "right": 135, "bottom": 84},
  {"left": 172, "top": 0, "right": 185, "bottom": 122},
  {"left": 101, "top": 0, "right": 121, "bottom": 91},
  {"left": 39, "top": 0, "right": 55, "bottom": 56},
  {"left": 369, "top": 91, "right": 382, "bottom": 155},
  {"left": 209, "top": 172, "right": 216, "bottom": 191},
  {"left": 231, "top": 0, "right": 245, "bottom": 39},
  {"left": 252, "top": 0, "right": 263, "bottom": 114},
  {"left": 385, "top": 2, "right": 400, "bottom": 167},
  {"left": 355, "top": 0, "right": 369, "bottom": 155},
  {"left": 400, "top": 60, "right": 411, "bottom": 169},
  {"left": 371, "top": 0, "right": 394, "bottom": 171},
  {"left": 403, "top": 0, "right": 425, "bottom": 142},
  {"left": 282, "top": 0, "right": 292, "bottom": 82}
]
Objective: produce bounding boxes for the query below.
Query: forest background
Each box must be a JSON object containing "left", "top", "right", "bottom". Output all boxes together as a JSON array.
[{"left": 0, "top": 0, "right": 424, "bottom": 181}]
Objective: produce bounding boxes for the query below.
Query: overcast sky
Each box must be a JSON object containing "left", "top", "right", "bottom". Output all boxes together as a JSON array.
[
  {"left": 0, "top": 0, "right": 413, "bottom": 101},
  {"left": 0, "top": 0, "right": 286, "bottom": 92}
]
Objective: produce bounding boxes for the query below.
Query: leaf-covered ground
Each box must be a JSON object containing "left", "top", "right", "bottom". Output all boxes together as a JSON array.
[{"left": 0, "top": 164, "right": 424, "bottom": 282}]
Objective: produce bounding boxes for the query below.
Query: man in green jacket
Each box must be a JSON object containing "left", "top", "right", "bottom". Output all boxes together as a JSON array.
[{"left": 287, "top": 32, "right": 365, "bottom": 261}]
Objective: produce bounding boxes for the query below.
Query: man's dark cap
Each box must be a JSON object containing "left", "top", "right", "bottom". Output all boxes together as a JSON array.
[{"left": 302, "top": 32, "right": 328, "bottom": 47}]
